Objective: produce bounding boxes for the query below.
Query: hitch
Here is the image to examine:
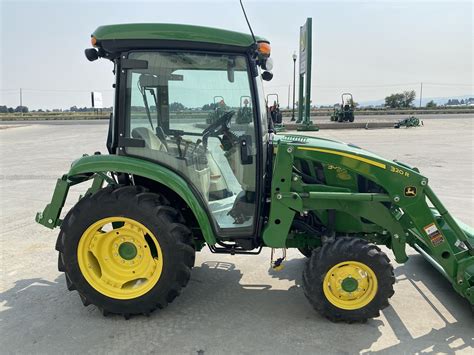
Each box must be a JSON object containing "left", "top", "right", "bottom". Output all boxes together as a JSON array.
[
  {"left": 36, "top": 173, "right": 105, "bottom": 229},
  {"left": 35, "top": 175, "right": 70, "bottom": 229}
]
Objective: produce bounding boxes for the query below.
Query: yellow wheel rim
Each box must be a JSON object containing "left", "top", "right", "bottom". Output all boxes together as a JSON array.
[
  {"left": 323, "top": 261, "right": 378, "bottom": 310},
  {"left": 77, "top": 217, "right": 163, "bottom": 300}
]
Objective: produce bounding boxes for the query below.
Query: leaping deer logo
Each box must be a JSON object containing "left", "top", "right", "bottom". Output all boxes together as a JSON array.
[{"left": 404, "top": 186, "right": 417, "bottom": 197}]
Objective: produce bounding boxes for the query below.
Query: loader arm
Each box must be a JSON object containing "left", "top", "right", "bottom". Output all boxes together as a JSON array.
[{"left": 262, "top": 137, "right": 474, "bottom": 305}]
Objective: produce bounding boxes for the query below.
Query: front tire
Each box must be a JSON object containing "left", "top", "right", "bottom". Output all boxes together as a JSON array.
[
  {"left": 302, "top": 237, "right": 394, "bottom": 322},
  {"left": 56, "top": 185, "right": 195, "bottom": 317}
]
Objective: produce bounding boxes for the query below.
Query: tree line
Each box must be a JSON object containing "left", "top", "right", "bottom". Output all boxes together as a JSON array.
[
  {"left": 384, "top": 91, "right": 473, "bottom": 108},
  {"left": 0, "top": 105, "right": 116, "bottom": 113},
  {"left": 0, "top": 105, "right": 29, "bottom": 113},
  {"left": 384, "top": 90, "right": 416, "bottom": 108}
]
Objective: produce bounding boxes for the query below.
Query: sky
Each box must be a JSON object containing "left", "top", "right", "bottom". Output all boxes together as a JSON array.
[{"left": 0, "top": 0, "right": 473, "bottom": 110}]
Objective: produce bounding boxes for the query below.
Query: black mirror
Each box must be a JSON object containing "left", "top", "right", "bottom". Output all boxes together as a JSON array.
[
  {"left": 261, "top": 71, "right": 273, "bottom": 81},
  {"left": 85, "top": 48, "right": 99, "bottom": 62}
]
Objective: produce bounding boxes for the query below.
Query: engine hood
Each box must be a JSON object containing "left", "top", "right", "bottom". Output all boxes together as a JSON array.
[
  {"left": 276, "top": 134, "right": 385, "bottom": 160},
  {"left": 274, "top": 134, "right": 421, "bottom": 176}
]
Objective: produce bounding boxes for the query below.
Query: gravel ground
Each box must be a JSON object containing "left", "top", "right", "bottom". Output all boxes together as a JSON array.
[{"left": 0, "top": 118, "right": 473, "bottom": 354}]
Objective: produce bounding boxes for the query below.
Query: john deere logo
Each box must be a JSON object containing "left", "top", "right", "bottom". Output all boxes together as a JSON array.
[{"left": 404, "top": 186, "right": 417, "bottom": 197}]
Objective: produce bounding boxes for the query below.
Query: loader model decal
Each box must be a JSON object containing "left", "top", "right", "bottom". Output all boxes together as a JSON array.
[{"left": 390, "top": 165, "right": 410, "bottom": 178}]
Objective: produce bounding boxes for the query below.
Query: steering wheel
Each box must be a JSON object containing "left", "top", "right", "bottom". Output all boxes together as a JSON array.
[{"left": 202, "top": 110, "right": 235, "bottom": 138}]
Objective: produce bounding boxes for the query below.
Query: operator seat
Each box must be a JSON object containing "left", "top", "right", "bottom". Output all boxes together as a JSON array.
[
  {"left": 129, "top": 126, "right": 211, "bottom": 199},
  {"left": 131, "top": 127, "right": 168, "bottom": 152}
]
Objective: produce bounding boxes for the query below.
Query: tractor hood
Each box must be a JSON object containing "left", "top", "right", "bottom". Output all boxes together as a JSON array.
[
  {"left": 275, "top": 134, "right": 423, "bottom": 179},
  {"left": 277, "top": 134, "right": 387, "bottom": 164}
]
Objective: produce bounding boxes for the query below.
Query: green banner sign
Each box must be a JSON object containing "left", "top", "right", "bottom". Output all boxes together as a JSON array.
[{"left": 297, "top": 18, "right": 317, "bottom": 130}]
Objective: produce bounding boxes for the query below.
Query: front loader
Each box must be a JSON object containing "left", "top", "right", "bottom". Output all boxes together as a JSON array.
[{"left": 36, "top": 23, "right": 474, "bottom": 322}]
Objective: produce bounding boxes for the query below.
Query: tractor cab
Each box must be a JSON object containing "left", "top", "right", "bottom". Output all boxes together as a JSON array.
[{"left": 86, "top": 24, "right": 273, "bottom": 238}]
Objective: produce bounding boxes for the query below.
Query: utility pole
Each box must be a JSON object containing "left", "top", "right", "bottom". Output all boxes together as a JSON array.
[
  {"left": 287, "top": 85, "right": 290, "bottom": 109},
  {"left": 419, "top": 82, "right": 423, "bottom": 108},
  {"left": 20, "top": 88, "right": 23, "bottom": 116},
  {"left": 291, "top": 52, "right": 297, "bottom": 121}
]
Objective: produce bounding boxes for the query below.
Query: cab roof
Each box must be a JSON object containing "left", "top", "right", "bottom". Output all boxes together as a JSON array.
[{"left": 92, "top": 23, "right": 268, "bottom": 52}]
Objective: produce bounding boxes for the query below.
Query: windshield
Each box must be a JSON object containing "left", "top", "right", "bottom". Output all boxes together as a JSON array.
[{"left": 126, "top": 52, "right": 253, "bottom": 135}]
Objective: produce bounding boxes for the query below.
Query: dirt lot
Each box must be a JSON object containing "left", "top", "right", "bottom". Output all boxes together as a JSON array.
[{"left": 0, "top": 118, "right": 473, "bottom": 354}]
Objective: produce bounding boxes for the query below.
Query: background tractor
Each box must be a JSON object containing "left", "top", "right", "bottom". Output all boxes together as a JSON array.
[
  {"left": 235, "top": 96, "right": 253, "bottom": 124},
  {"left": 36, "top": 23, "right": 474, "bottom": 323},
  {"left": 394, "top": 116, "right": 422, "bottom": 128},
  {"left": 206, "top": 96, "right": 227, "bottom": 125},
  {"left": 330, "top": 93, "right": 355, "bottom": 122},
  {"left": 267, "top": 93, "right": 283, "bottom": 125},
  {"left": 267, "top": 93, "right": 285, "bottom": 132}
]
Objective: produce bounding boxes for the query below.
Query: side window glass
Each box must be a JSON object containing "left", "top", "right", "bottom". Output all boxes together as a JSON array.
[{"left": 124, "top": 52, "right": 258, "bottom": 233}]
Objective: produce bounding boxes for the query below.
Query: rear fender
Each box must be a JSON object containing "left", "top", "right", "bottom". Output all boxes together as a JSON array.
[{"left": 36, "top": 154, "right": 217, "bottom": 245}]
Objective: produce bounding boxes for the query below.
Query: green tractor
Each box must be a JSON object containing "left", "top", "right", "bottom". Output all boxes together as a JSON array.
[
  {"left": 205, "top": 96, "right": 227, "bottom": 125},
  {"left": 235, "top": 96, "right": 253, "bottom": 124},
  {"left": 330, "top": 93, "right": 355, "bottom": 122},
  {"left": 36, "top": 23, "right": 474, "bottom": 322},
  {"left": 394, "top": 116, "right": 422, "bottom": 128},
  {"left": 267, "top": 93, "right": 285, "bottom": 132}
]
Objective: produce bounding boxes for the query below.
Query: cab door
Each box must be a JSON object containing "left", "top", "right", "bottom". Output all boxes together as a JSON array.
[{"left": 121, "top": 50, "right": 262, "bottom": 236}]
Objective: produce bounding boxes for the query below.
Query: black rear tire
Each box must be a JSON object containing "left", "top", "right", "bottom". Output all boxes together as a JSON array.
[
  {"left": 302, "top": 237, "right": 395, "bottom": 323},
  {"left": 56, "top": 185, "right": 195, "bottom": 317}
]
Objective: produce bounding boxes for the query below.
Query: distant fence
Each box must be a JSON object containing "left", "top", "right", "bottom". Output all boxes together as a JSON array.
[
  {"left": 0, "top": 112, "right": 110, "bottom": 121},
  {"left": 1, "top": 107, "right": 473, "bottom": 122},
  {"left": 280, "top": 107, "right": 474, "bottom": 117},
  {"left": 0, "top": 111, "right": 210, "bottom": 122}
]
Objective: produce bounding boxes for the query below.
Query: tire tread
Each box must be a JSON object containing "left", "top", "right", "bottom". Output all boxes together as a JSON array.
[
  {"left": 56, "top": 185, "right": 195, "bottom": 318},
  {"left": 302, "top": 237, "right": 395, "bottom": 323}
]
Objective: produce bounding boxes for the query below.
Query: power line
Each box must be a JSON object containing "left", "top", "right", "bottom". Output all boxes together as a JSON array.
[
  {"left": 423, "top": 82, "right": 474, "bottom": 87},
  {"left": 314, "top": 83, "right": 420, "bottom": 88},
  {"left": 265, "top": 82, "right": 473, "bottom": 90},
  {"left": 2, "top": 82, "right": 471, "bottom": 93},
  {"left": 0, "top": 88, "right": 114, "bottom": 93}
]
